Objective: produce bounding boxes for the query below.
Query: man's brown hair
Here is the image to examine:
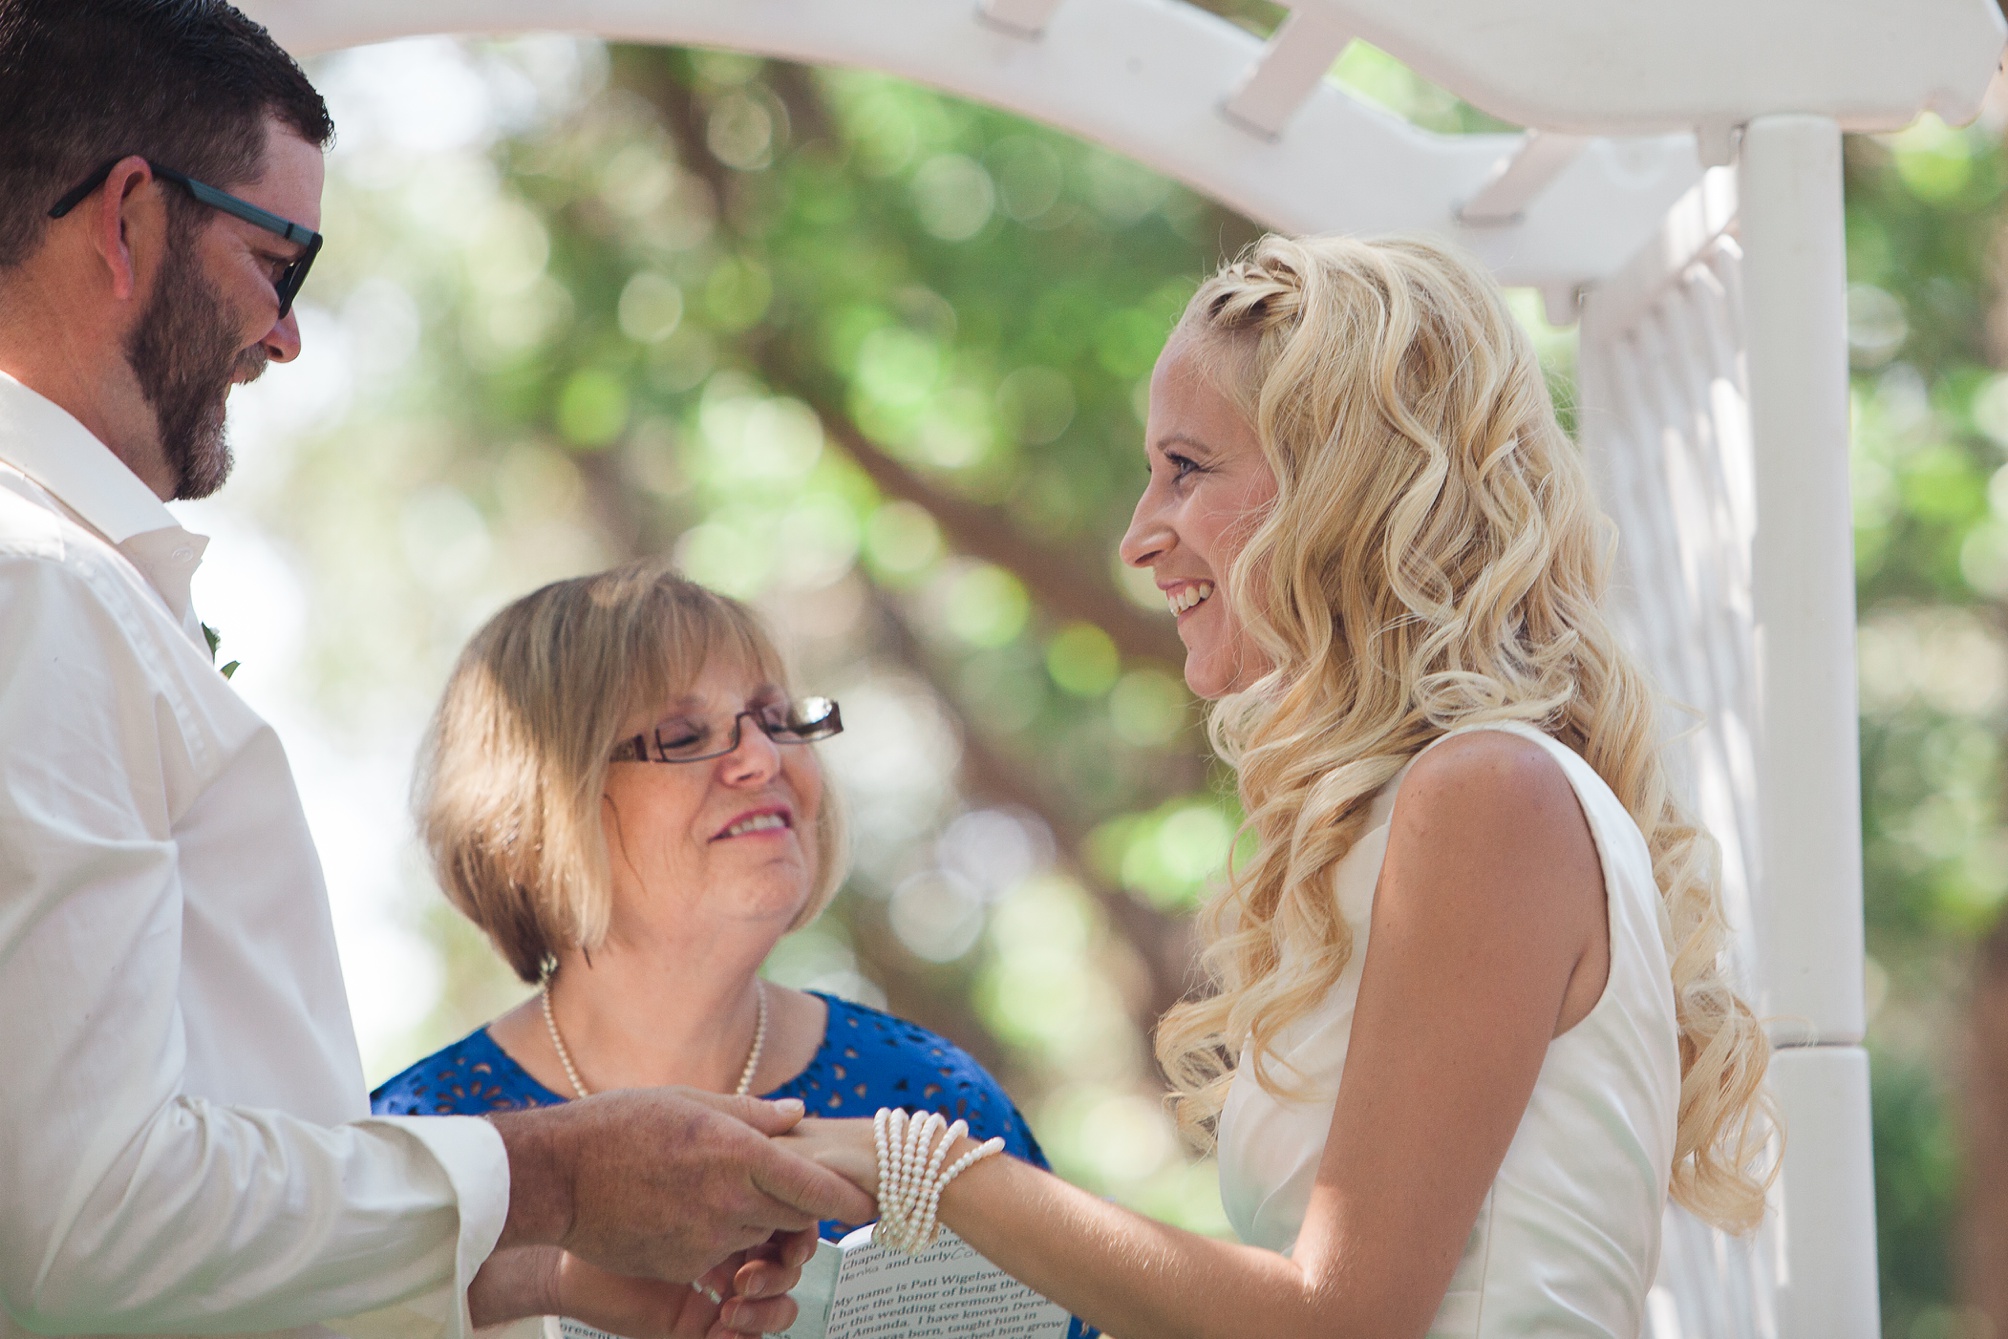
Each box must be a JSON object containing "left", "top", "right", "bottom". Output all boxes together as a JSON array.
[{"left": 0, "top": 0, "right": 332, "bottom": 269}]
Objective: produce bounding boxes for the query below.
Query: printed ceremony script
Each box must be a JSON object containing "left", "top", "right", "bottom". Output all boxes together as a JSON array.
[{"left": 552, "top": 1226, "right": 1070, "bottom": 1339}]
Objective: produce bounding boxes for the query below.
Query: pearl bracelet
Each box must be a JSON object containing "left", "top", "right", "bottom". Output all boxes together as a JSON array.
[{"left": 871, "top": 1106, "right": 1006, "bottom": 1253}]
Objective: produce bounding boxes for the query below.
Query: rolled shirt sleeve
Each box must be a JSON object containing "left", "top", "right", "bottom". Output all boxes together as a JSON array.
[{"left": 0, "top": 505, "right": 507, "bottom": 1335}]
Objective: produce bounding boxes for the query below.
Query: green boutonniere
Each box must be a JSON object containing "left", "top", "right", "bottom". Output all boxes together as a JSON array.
[{"left": 201, "top": 623, "right": 241, "bottom": 680}]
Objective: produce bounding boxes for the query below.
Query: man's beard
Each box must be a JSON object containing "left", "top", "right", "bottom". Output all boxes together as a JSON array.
[{"left": 123, "top": 242, "right": 268, "bottom": 502}]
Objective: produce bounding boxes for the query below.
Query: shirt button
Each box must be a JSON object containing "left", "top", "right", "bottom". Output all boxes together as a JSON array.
[{"left": 172, "top": 547, "right": 194, "bottom": 563}]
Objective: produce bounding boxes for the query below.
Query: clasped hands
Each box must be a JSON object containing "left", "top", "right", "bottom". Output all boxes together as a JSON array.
[{"left": 478, "top": 1090, "right": 892, "bottom": 1338}]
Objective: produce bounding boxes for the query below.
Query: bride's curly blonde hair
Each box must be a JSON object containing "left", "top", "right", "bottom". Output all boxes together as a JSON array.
[{"left": 1153, "top": 234, "right": 1776, "bottom": 1233}]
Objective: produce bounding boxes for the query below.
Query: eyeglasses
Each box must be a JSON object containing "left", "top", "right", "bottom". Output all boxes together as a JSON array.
[
  {"left": 48, "top": 157, "right": 323, "bottom": 319},
  {"left": 610, "top": 697, "right": 843, "bottom": 765}
]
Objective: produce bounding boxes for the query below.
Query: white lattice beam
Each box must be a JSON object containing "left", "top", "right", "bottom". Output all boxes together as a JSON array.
[
  {"left": 238, "top": 0, "right": 1705, "bottom": 289},
  {"left": 979, "top": 0, "right": 1065, "bottom": 37},
  {"left": 1589, "top": 166, "right": 1739, "bottom": 336},
  {"left": 1314, "top": 0, "right": 2002, "bottom": 135},
  {"left": 1222, "top": 7, "right": 1354, "bottom": 139},
  {"left": 1458, "top": 131, "right": 1591, "bottom": 224}
]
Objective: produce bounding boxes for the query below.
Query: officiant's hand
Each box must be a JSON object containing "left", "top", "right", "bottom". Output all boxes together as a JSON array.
[
  {"left": 490, "top": 1088, "right": 873, "bottom": 1282},
  {"left": 556, "top": 1241, "right": 808, "bottom": 1339},
  {"left": 469, "top": 1239, "right": 808, "bottom": 1337}
]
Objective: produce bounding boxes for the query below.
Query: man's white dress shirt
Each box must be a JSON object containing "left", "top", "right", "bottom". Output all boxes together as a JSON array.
[{"left": 0, "top": 372, "right": 509, "bottom": 1338}]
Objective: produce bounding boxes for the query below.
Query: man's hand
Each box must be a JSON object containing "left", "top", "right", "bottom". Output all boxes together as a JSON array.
[{"left": 491, "top": 1088, "right": 874, "bottom": 1281}]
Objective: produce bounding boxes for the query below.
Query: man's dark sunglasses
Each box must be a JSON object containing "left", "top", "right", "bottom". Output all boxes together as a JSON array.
[{"left": 48, "top": 158, "right": 322, "bottom": 319}]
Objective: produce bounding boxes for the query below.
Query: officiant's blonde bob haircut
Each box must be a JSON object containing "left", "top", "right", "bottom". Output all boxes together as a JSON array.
[{"left": 416, "top": 560, "right": 848, "bottom": 983}]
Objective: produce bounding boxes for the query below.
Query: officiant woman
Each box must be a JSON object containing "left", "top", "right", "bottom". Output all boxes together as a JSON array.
[{"left": 373, "top": 563, "right": 1046, "bottom": 1245}]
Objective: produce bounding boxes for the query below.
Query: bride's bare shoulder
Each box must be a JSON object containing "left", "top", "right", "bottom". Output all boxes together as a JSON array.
[
  {"left": 1407, "top": 727, "right": 1568, "bottom": 797},
  {"left": 1386, "top": 729, "right": 1595, "bottom": 887}
]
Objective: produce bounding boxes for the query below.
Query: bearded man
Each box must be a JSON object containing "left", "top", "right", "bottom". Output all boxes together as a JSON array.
[{"left": 0, "top": 4, "right": 871, "bottom": 1337}]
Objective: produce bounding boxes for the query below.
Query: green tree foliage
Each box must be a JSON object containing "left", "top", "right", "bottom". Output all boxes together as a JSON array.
[
  {"left": 232, "top": 28, "right": 2004, "bottom": 1325},
  {"left": 1846, "top": 107, "right": 2008, "bottom": 1336},
  {"left": 280, "top": 36, "right": 1271, "bottom": 1227}
]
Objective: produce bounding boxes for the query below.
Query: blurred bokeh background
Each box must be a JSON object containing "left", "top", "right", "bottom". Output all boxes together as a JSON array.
[{"left": 181, "top": 9, "right": 2008, "bottom": 1334}]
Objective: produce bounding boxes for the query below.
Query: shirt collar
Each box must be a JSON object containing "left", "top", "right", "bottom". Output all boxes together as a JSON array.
[
  {"left": 0, "top": 371, "right": 210, "bottom": 646},
  {"left": 0, "top": 370, "right": 180, "bottom": 545}
]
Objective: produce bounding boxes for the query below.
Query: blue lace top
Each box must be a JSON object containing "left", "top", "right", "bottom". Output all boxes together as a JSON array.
[
  {"left": 375, "top": 992, "right": 1095, "bottom": 1338},
  {"left": 372, "top": 991, "right": 1048, "bottom": 1239}
]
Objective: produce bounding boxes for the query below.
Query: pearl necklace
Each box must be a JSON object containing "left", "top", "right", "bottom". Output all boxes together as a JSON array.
[{"left": 540, "top": 976, "right": 768, "bottom": 1099}]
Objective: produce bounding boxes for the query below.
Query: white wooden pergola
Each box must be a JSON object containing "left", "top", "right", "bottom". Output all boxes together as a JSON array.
[{"left": 241, "top": 2, "right": 2007, "bottom": 1334}]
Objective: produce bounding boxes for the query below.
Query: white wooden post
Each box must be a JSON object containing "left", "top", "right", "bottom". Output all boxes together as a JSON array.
[{"left": 1738, "top": 112, "right": 1878, "bottom": 1338}]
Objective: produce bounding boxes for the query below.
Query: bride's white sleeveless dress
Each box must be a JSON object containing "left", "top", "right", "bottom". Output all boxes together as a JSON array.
[{"left": 1215, "top": 721, "right": 1682, "bottom": 1337}]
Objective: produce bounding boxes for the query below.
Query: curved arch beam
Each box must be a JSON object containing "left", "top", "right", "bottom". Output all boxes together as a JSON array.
[
  {"left": 1304, "top": 0, "right": 2005, "bottom": 138},
  {"left": 239, "top": 0, "right": 1702, "bottom": 289}
]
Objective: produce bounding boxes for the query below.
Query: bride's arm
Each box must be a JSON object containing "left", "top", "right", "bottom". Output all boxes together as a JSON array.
[{"left": 792, "top": 734, "right": 1608, "bottom": 1339}]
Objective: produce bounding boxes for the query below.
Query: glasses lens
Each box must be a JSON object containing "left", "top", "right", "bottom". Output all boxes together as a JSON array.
[
  {"left": 784, "top": 697, "right": 842, "bottom": 742},
  {"left": 276, "top": 236, "right": 321, "bottom": 320},
  {"left": 276, "top": 264, "right": 301, "bottom": 320},
  {"left": 649, "top": 717, "right": 716, "bottom": 761},
  {"left": 749, "top": 698, "right": 841, "bottom": 744}
]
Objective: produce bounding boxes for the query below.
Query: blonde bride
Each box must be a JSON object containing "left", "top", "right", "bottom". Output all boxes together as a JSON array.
[{"left": 787, "top": 233, "right": 1774, "bottom": 1339}]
